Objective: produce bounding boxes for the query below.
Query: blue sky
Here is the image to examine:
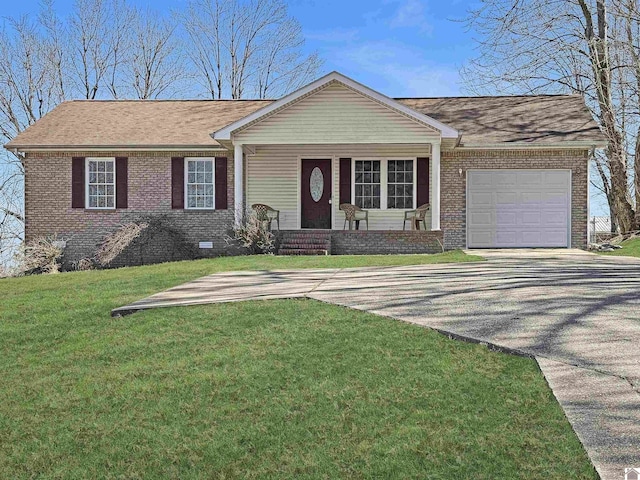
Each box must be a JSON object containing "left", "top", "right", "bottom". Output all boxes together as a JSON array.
[{"left": 3, "top": 0, "right": 477, "bottom": 98}]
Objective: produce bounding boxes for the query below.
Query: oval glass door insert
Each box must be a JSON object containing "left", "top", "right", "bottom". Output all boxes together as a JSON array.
[{"left": 310, "top": 167, "right": 324, "bottom": 202}]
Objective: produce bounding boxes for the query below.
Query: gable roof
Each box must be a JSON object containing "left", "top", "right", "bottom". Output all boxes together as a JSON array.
[
  {"left": 212, "top": 71, "right": 459, "bottom": 141},
  {"left": 5, "top": 100, "right": 272, "bottom": 151},
  {"left": 400, "top": 95, "right": 604, "bottom": 147},
  {"left": 5, "top": 92, "right": 606, "bottom": 151}
]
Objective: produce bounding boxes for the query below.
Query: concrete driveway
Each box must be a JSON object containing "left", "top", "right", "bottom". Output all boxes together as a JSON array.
[{"left": 113, "top": 249, "right": 640, "bottom": 479}]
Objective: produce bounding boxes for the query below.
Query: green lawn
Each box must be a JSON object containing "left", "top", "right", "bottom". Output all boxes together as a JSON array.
[
  {"left": 0, "top": 253, "right": 597, "bottom": 479},
  {"left": 599, "top": 237, "right": 640, "bottom": 258}
]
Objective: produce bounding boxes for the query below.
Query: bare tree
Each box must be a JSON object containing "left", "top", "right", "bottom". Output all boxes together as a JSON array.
[
  {"left": 0, "top": 14, "right": 65, "bottom": 264},
  {"left": 181, "top": 0, "right": 321, "bottom": 99},
  {"left": 127, "top": 10, "right": 185, "bottom": 99},
  {"left": 68, "top": 0, "right": 134, "bottom": 99},
  {"left": 462, "top": 0, "right": 638, "bottom": 232}
]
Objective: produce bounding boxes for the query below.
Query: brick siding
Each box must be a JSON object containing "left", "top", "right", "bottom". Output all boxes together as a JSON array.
[
  {"left": 23, "top": 150, "right": 234, "bottom": 267},
  {"left": 331, "top": 230, "right": 444, "bottom": 255},
  {"left": 441, "top": 149, "right": 589, "bottom": 250},
  {"left": 23, "top": 148, "right": 590, "bottom": 267}
]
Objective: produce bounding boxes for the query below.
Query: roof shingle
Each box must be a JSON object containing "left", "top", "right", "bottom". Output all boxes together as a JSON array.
[{"left": 5, "top": 94, "right": 605, "bottom": 149}]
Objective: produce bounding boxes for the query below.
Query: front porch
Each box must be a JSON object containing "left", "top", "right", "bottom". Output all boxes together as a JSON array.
[
  {"left": 240, "top": 143, "right": 442, "bottom": 233},
  {"left": 209, "top": 72, "right": 457, "bottom": 247},
  {"left": 275, "top": 229, "right": 445, "bottom": 255}
]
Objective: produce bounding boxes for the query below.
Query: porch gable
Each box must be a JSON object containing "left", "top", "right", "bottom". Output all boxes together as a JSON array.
[{"left": 212, "top": 72, "right": 458, "bottom": 145}]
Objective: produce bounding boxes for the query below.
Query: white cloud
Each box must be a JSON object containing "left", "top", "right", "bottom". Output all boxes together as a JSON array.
[
  {"left": 389, "top": 0, "right": 432, "bottom": 33},
  {"left": 330, "top": 40, "right": 461, "bottom": 97}
]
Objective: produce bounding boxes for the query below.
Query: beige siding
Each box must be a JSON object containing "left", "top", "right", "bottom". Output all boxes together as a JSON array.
[
  {"left": 235, "top": 83, "right": 440, "bottom": 145},
  {"left": 246, "top": 144, "right": 433, "bottom": 230}
]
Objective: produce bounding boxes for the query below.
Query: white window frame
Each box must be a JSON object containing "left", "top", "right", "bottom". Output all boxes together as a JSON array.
[
  {"left": 351, "top": 158, "right": 417, "bottom": 210},
  {"left": 184, "top": 157, "right": 216, "bottom": 210},
  {"left": 86, "top": 157, "right": 116, "bottom": 210}
]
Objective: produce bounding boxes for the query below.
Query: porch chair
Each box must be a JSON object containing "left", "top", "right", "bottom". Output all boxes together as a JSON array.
[
  {"left": 340, "top": 203, "right": 369, "bottom": 230},
  {"left": 251, "top": 203, "right": 280, "bottom": 231},
  {"left": 403, "top": 204, "right": 430, "bottom": 231}
]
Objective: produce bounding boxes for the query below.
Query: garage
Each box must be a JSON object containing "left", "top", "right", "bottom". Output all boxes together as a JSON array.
[{"left": 467, "top": 170, "right": 571, "bottom": 248}]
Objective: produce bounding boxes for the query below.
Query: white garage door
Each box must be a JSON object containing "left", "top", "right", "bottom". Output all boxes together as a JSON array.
[{"left": 467, "top": 170, "right": 571, "bottom": 248}]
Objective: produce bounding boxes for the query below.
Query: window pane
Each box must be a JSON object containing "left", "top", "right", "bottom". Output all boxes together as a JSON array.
[{"left": 353, "top": 160, "right": 381, "bottom": 209}]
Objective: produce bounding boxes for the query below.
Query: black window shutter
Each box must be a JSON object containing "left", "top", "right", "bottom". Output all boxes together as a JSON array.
[
  {"left": 72, "top": 157, "right": 85, "bottom": 208},
  {"left": 416, "top": 157, "right": 430, "bottom": 207},
  {"left": 215, "top": 157, "right": 228, "bottom": 209},
  {"left": 171, "top": 157, "right": 184, "bottom": 209},
  {"left": 339, "top": 158, "right": 351, "bottom": 205},
  {"left": 115, "top": 157, "right": 128, "bottom": 209}
]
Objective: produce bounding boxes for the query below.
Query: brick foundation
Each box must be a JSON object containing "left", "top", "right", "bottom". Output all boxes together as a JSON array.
[{"left": 330, "top": 230, "right": 444, "bottom": 255}]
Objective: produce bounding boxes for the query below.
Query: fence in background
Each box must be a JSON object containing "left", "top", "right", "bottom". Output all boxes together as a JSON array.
[{"left": 589, "top": 216, "right": 614, "bottom": 244}]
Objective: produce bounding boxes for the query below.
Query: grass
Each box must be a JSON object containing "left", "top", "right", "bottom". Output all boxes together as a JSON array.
[
  {"left": 598, "top": 237, "right": 640, "bottom": 258},
  {"left": 0, "top": 252, "right": 597, "bottom": 479}
]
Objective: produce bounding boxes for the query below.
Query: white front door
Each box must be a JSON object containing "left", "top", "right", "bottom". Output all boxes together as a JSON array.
[{"left": 467, "top": 170, "right": 571, "bottom": 248}]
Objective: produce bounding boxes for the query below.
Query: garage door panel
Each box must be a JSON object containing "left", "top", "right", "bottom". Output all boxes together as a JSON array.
[
  {"left": 468, "top": 170, "right": 570, "bottom": 248},
  {"left": 519, "top": 230, "right": 542, "bottom": 245},
  {"left": 468, "top": 231, "right": 494, "bottom": 247},
  {"left": 542, "top": 191, "right": 569, "bottom": 206},
  {"left": 520, "top": 211, "right": 542, "bottom": 225},
  {"left": 518, "top": 172, "right": 543, "bottom": 187},
  {"left": 496, "top": 230, "right": 518, "bottom": 246},
  {"left": 494, "top": 172, "right": 517, "bottom": 187},
  {"left": 469, "top": 191, "right": 494, "bottom": 206},
  {"left": 541, "top": 230, "right": 569, "bottom": 245},
  {"left": 542, "top": 210, "right": 568, "bottom": 226},
  {"left": 496, "top": 191, "right": 518, "bottom": 206},
  {"left": 470, "top": 172, "right": 495, "bottom": 188},
  {"left": 469, "top": 211, "right": 493, "bottom": 227},
  {"left": 544, "top": 171, "right": 571, "bottom": 187},
  {"left": 521, "top": 191, "right": 542, "bottom": 205},
  {"left": 496, "top": 211, "right": 517, "bottom": 226}
]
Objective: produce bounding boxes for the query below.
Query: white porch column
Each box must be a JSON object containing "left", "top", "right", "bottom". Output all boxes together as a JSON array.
[
  {"left": 234, "top": 142, "right": 244, "bottom": 226},
  {"left": 431, "top": 141, "right": 441, "bottom": 231}
]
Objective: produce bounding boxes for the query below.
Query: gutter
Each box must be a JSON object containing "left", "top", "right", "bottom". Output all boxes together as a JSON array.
[
  {"left": 454, "top": 141, "right": 608, "bottom": 150},
  {"left": 5, "top": 145, "right": 230, "bottom": 153}
]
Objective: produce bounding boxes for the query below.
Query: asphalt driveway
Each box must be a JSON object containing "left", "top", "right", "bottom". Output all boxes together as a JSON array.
[{"left": 114, "top": 249, "right": 640, "bottom": 480}]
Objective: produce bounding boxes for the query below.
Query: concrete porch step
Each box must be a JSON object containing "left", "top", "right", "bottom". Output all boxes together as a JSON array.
[
  {"left": 278, "top": 248, "right": 329, "bottom": 256},
  {"left": 280, "top": 243, "right": 331, "bottom": 250},
  {"left": 277, "top": 230, "right": 332, "bottom": 255}
]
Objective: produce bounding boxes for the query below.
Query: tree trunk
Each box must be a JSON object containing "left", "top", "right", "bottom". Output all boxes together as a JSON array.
[
  {"left": 636, "top": 129, "right": 640, "bottom": 227},
  {"left": 581, "top": 0, "right": 636, "bottom": 232}
]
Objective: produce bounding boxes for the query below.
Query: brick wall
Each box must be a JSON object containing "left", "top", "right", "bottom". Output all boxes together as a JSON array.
[
  {"left": 23, "top": 148, "right": 590, "bottom": 267},
  {"left": 331, "top": 230, "right": 444, "bottom": 255},
  {"left": 23, "top": 150, "right": 234, "bottom": 267},
  {"left": 441, "top": 149, "right": 589, "bottom": 250}
]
